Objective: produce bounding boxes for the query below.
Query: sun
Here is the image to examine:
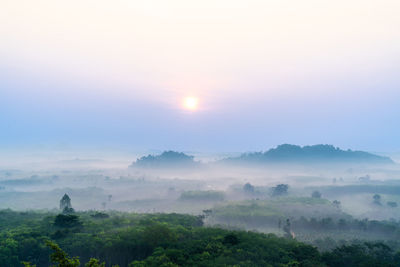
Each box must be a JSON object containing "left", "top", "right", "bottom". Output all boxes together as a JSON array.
[{"left": 183, "top": 97, "right": 199, "bottom": 111}]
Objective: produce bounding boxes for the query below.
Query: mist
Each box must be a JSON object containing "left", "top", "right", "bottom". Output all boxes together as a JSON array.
[
  {"left": 2, "top": 146, "right": 400, "bottom": 252},
  {"left": 2, "top": 1, "right": 400, "bottom": 265}
]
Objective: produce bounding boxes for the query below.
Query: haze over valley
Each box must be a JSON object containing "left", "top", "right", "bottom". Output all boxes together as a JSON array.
[{"left": 2, "top": 0, "right": 400, "bottom": 266}]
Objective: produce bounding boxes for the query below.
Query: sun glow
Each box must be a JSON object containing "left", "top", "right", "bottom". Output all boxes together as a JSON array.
[{"left": 183, "top": 97, "right": 199, "bottom": 111}]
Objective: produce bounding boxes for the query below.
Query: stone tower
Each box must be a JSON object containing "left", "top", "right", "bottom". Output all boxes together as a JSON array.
[{"left": 60, "top": 193, "right": 72, "bottom": 211}]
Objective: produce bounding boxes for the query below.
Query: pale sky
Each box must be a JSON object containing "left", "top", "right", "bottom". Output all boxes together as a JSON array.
[{"left": 1, "top": 0, "right": 400, "bottom": 152}]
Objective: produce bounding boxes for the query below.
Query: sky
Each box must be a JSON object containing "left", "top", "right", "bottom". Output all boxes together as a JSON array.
[{"left": 1, "top": 0, "right": 400, "bottom": 154}]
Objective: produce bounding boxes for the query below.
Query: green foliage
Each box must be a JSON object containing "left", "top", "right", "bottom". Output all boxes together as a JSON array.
[
  {"left": 54, "top": 214, "right": 82, "bottom": 228},
  {"left": 90, "top": 212, "right": 110, "bottom": 219},
  {"left": 142, "top": 223, "right": 177, "bottom": 248},
  {"left": 129, "top": 248, "right": 178, "bottom": 267},
  {"left": 211, "top": 197, "right": 331, "bottom": 226},
  {"left": 210, "top": 198, "right": 400, "bottom": 253},
  {"left": 22, "top": 262, "right": 36, "bottom": 267},
  {"left": 62, "top": 207, "right": 75, "bottom": 214},
  {"left": 46, "top": 240, "right": 80, "bottom": 267},
  {"left": 223, "top": 233, "right": 239, "bottom": 245},
  {"left": 24, "top": 242, "right": 108, "bottom": 267},
  {"left": 85, "top": 258, "right": 106, "bottom": 267},
  {"left": 322, "top": 242, "right": 399, "bottom": 267},
  {"left": 0, "top": 237, "right": 20, "bottom": 266},
  {"left": 1, "top": 209, "right": 400, "bottom": 267}
]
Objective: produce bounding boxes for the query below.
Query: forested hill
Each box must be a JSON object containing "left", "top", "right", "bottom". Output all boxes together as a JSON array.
[
  {"left": 222, "top": 144, "right": 394, "bottom": 165},
  {"left": 130, "top": 151, "right": 199, "bottom": 168}
]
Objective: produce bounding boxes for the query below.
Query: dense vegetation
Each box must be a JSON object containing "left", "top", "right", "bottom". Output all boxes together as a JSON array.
[
  {"left": 209, "top": 197, "right": 400, "bottom": 251},
  {"left": 1, "top": 209, "right": 400, "bottom": 267}
]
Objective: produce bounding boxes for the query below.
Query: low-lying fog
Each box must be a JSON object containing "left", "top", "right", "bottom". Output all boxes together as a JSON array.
[
  {"left": 2, "top": 147, "right": 400, "bottom": 250},
  {"left": 1, "top": 149, "right": 399, "bottom": 216}
]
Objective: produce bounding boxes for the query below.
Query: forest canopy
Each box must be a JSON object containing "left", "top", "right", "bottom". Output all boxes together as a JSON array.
[{"left": 1, "top": 209, "right": 400, "bottom": 267}]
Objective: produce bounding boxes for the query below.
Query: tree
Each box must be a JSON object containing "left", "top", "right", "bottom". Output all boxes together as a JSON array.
[
  {"left": 223, "top": 233, "right": 239, "bottom": 245},
  {"left": 45, "top": 240, "right": 80, "bottom": 267},
  {"left": 272, "top": 184, "right": 289, "bottom": 196},
  {"left": 85, "top": 258, "right": 106, "bottom": 267},
  {"left": 129, "top": 248, "right": 178, "bottom": 267},
  {"left": 143, "top": 223, "right": 176, "bottom": 249},
  {"left": 24, "top": 241, "right": 111, "bottom": 267},
  {"left": 311, "top": 191, "right": 322, "bottom": 198},
  {"left": 373, "top": 194, "right": 381, "bottom": 205},
  {"left": 202, "top": 209, "right": 212, "bottom": 218},
  {"left": 333, "top": 200, "right": 341, "bottom": 209},
  {"left": 63, "top": 207, "right": 75, "bottom": 214},
  {"left": 54, "top": 214, "right": 81, "bottom": 228},
  {"left": 283, "top": 219, "right": 294, "bottom": 239},
  {"left": 243, "top": 183, "right": 255, "bottom": 194},
  {"left": 322, "top": 242, "right": 396, "bottom": 267},
  {"left": 0, "top": 237, "right": 19, "bottom": 266},
  {"left": 387, "top": 201, "right": 397, "bottom": 208}
]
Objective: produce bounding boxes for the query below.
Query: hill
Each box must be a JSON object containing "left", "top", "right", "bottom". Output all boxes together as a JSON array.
[
  {"left": 221, "top": 144, "right": 394, "bottom": 165},
  {"left": 131, "top": 151, "right": 199, "bottom": 168}
]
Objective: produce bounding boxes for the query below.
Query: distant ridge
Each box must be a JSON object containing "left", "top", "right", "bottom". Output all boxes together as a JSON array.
[
  {"left": 130, "top": 151, "right": 199, "bottom": 168},
  {"left": 221, "top": 144, "right": 394, "bottom": 165},
  {"left": 130, "top": 145, "right": 394, "bottom": 168}
]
